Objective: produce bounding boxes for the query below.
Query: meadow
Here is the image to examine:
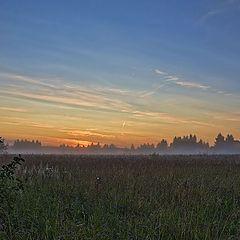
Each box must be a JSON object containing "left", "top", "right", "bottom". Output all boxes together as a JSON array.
[{"left": 1, "top": 154, "right": 240, "bottom": 240}]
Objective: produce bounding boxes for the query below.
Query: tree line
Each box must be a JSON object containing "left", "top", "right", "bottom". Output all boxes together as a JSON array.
[{"left": 4, "top": 133, "right": 240, "bottom": 154}]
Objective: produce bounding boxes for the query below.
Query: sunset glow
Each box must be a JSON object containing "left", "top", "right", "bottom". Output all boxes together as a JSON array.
[{"left": 0, "top": 1, "right": 239, "bottom": 147}]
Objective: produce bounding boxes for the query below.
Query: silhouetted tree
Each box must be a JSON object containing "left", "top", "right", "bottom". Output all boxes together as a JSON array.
[
  {"left": 214, "top": 133, "right": 225, "bottom": 149},
  {"left": 7, "top": 133, "right": 240, "bottom": 154},
  {"left": 226, "top": 134, "right": 234, "bottom": 144},
  {"left": 156, "top": 139, "right": 168, "bottom": 153},
  {"left": 13, "top": 139, "right": 41, "bottom": 150},
  {"left": 102, "top": 144, "right": 109, "bottom": 150},
  {"left": 213, "top": 133, "right": 240, "bottom": 153},
  {"left": 170, "top": 134, "right": 208, "bottom": 153},
  {"left": 137, "top": 143, "right": 155, "bottom": 153}
]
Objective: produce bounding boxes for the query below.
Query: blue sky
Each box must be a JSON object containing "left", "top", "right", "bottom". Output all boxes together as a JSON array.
[{"left": 0, "top": 0, "right": 239, "bottom": 146}]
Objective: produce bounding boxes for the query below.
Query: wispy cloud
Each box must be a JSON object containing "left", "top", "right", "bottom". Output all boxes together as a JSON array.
[
  {"left": 153, "top": 69, "right": 210, "bottom": 90},
  {"left": 0, "top": 107, "right": 28, "bottom": 113},
  {"left": 0, "top": 71, "right": 170, "bottom": 119},
  {"left": 165, "top": 76, "right": 179, "bottom": 82},
  {"left": 139, "top": 84, "right": 165, "bottom": 98},
  {"left": 153, "top": 68, "right": 235, "bottom": 95},
  {"left": 0, "top": 72, "right": 135, "bottom": 113},
  {"left": 128, "top": 110, "right": 213, "bottom": 127},
  {"left": 0, "top": 72, "right": 56, "bottom": 89},
  {"left": 224, "top": 118, "right": 240, "bottom": 122},
  {"left": 210, "top": 111, "right": 240, "bottom": 122},
  {"left": 59, "top": 128, "right": 116, "bottom": 140},
  {"left": 0, "top": 71, "right": 233, "bottom": 138},
  {"left": 1, "top": 76, "right": 211, "bottom": 128},
  {"left": 175, "top": 81, "right": 210, "bottom": 90},
  {"left": 154, "top": 69, "right": 178, "bottom": 81},
  {"left": 154, "top": 69, "right": 167, "bottom": 75},
  {"left": 199, "top": 9, "right": 224, "bottom": 23},
  {"left": 199, "top": 0, "right": 240, "bottom": 23},
  {"left": 1, "top": 116, "right": 55, "bottom": 129}
]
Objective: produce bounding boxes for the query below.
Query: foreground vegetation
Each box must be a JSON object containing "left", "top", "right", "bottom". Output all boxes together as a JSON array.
[{"left": 1, "top": 154, "right": 240, "bottom": 240}]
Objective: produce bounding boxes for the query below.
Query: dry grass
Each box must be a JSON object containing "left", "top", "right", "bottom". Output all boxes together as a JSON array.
[{"left": 1, "top": 154, "right": 240, "bottom": 239}]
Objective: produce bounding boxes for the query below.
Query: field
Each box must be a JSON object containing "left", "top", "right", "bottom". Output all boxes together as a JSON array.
[{"left": 1, "top": 154, "right": 240, "bottom": 240}]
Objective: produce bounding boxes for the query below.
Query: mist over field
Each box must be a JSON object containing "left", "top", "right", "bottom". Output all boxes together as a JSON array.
[{"left": 4, "top": 133, "right": 240, "bottom": 155}]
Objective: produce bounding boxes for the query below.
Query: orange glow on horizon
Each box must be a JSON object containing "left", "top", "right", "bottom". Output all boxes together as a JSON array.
[{"left": 0, "top": 72, "right": 239, "bottom": 147}]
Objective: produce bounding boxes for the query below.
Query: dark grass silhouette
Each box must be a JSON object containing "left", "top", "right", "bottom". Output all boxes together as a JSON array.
[{"left": 1, "top": 154, "right": 240, "bottom": 239}]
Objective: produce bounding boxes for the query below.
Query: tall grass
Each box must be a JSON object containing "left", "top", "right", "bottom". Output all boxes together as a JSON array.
[{"left": 0, "top": 155, "right": 240, "bottom": 239}]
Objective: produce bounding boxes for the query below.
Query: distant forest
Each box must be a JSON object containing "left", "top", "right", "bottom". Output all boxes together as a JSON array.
[{"left": 7, "top": 133, "right": 240, "bottom": 154}]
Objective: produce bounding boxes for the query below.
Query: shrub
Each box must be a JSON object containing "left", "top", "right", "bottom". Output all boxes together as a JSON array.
[
  {"left": 0, "top": 137, "right": 7, "bottom": 154},
  {"left": 0, "top": 155, "right": 25, "bottom": 231}
]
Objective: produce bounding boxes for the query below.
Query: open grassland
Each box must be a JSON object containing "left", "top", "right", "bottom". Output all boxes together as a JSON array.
[{"left": 1, "top": 155, "right": 240, "bottom": 240}]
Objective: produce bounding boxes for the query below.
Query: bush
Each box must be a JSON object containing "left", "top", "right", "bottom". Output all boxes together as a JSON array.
[
  {"left": 0, "top": 155, "right": 25, "bottom": 232},
  {"left": 0, "top": 137, "right": 7, "bottom": 154}
]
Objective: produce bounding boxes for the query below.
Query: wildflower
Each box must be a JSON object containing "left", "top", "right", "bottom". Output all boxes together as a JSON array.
[{"left": 95, "top": 176, "right": 102, "bottom": 193}]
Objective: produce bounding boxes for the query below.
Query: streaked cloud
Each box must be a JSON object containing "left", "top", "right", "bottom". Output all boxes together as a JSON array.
[
  {"left": 175, "top": 81, "right": 210, "bottom": 90},
  {"left": 1, "top": 116, "right": 55, "bottom": 129},
  {"left": 199, "top": 0, "right": 240, "bottom": 23},
  {"left": 129, "top": 110, "right": 214, "bottom": 127},
  {"left": 165, "top": 76, "right": 179, "bottom": 82},
  {"left": 0, "top": 70, "right": 238, "bottom": 146},
  {"left": 0, "top": 71, "right": 215, "bottom": 128},
  {"left": 199, "top": 9, "right": 224, "bottom": 23},
  {"left": 59, "top": 128, "right": 115, "bottom": 139},
  {"left": 0, "top": 107, "right": 28, "bottom": 113},
  {"left": 0, "top": 72, "right": 56, "bottom": 89},
  {"left": 0, "top": 72, "right": 134, "bottom": 113},
  {"left": 139, "top": 84, "right": 165, "bottom": 98},
  {"left": 153, "top": 68, "right": 210, "bottom": 90},
  {"left": 154, "top": 69, "right": 167, "bottom": 75}
]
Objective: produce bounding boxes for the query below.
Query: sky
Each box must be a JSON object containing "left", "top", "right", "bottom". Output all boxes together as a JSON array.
[{"left": 0, "top": 0, "right": 239, "bottom": 147}]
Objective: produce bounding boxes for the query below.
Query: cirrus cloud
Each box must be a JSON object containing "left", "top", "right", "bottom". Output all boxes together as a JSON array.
[
  {"left": 153, "top": 68, "right": 210, "bottom": 90},
  {"left": 175, "top": 81, "right": 210, "bottom": 90}
]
